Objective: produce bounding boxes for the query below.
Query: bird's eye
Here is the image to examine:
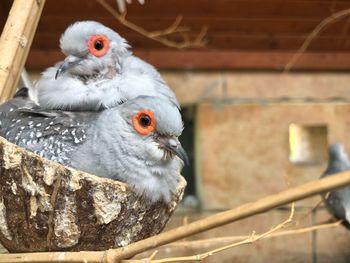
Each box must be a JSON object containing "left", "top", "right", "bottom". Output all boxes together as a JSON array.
[
  {"left": 132, "top": 110, "right": 156, "bottom": 135},
  {"left": 94, "top": 40, "right": 104, "bottom": 50},
  {"left": 139, "top": 114, "right": 151, "bottom": 127},
  {"left": 88, "top": 34, "right": 109, "bottom": 57}
]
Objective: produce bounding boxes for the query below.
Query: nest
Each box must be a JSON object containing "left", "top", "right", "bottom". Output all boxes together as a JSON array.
[{"left": 0, "top": 136, "right": 186, "bottom": 252}]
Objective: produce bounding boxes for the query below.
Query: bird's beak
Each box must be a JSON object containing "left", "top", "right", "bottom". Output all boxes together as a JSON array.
[
  {"left": 55, "top": 55, "right": 84, "bottom": 79},
  {"left": 157, "top": 136, "right": 189, "bottom": 166}
]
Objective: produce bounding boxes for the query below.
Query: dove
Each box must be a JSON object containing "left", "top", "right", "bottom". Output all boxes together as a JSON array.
[
  {"left": 321, "top": 143, "right": 350, "bottom": 229},
  {"left": 33, "top": 21, "right": 179, "bottom": 111},
  {"left": 0, "top": 88, "right": 188, "bottom": 203}
]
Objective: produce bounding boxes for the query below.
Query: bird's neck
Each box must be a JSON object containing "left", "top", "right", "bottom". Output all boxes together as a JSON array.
[{"left": 75, "top": 63, "right": 119, "bottom": 85}]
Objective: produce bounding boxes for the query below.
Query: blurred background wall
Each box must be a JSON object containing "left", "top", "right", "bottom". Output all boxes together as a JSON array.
[{"left": 2, "top": 1, "right": 350, "bottom": 262}]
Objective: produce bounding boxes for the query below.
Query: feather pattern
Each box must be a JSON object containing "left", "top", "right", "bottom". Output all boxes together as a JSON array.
[{"left": 0, "top": 91, "right": 185, "bottom": 203}]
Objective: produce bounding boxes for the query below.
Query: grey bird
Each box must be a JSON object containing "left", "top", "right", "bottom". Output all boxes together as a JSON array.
[
  {"left": 321, "top": 143, "right": 350, "bottom": 229},
  {"left": 0, "top": 88, "right": 188, "bottom": 203},
  {"left": 33, "top": 21, "right": 179, "bottom": 111}
]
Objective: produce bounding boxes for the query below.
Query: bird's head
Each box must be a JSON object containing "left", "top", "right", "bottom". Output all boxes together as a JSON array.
[
  {"left": 56, "top": 21, "right": 130, "bottom": 78},
  {"left": 119, "top": 96, "right": 189, "bottom": 166}
]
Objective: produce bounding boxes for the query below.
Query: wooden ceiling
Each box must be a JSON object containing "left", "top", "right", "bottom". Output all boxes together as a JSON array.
[{"left": 2, "top": 0, "right": 350, "bottom": 70}]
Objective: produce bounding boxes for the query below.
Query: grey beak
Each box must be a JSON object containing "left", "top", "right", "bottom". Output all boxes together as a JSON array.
[
  {"left": 55, "top": 55, "right": 84, "bottom": 79},
  {"left": 158, "top": 137, "right": 189, "bottom": 166}
]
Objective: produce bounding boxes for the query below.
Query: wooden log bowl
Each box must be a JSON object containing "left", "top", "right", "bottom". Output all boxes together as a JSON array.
[{"left": 0, "top": 136, "right": 186, "bottom": 252}]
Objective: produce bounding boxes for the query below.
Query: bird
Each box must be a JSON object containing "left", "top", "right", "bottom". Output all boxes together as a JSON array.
[
  {"left": 0, "top": 88, "right": 188, "bottom": 203},
  {"left": 321, "top": 143, "right": 350, "bottom": 229},
  {"left": 33, "top": 21, "right": 179, "bottom": 111}
]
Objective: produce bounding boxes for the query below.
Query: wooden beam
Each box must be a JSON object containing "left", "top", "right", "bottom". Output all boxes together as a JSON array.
[
  {"left": 30, "top": 32, "right": 350, "bottom": 51},
  {"left": 26, "top": 49, "right": 350, "bottom": 70},
  {"left": 0, "top": 0, "right": 45, "bottom": 102},
  {"left": 39, "top": 0, "right": 350, "bottom": 19}
]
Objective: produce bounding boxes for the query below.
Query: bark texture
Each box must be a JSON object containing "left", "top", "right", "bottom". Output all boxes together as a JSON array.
[{"left": 0, "top": 136, "right": 186, "bottom": 252}]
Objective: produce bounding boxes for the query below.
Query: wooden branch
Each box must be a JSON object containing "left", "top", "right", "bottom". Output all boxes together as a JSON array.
[
  {"left": 162, "top": 220, "right": 342, "bottom": 250},
  {"left": 96, "top": 0, "right": 207, "bottom": 49},
  {"left": 3, "top": 168, "right": 350, "bottom": 262},
  {"left": 115, "top": 0, "right": 145, "bottom": 14},
  {"left": 124, "top": 217, "right": 342, "bottom": 262},
  {"left": 132, "top": 204, "right": 295, "bottom": 263},
  {"left": 148, "top": 16, "right": 190, "bottom": 38},
  {"left": 142, "top": 219, "right": 342, "bottom": 252},
  {"left": 284, "top": 8, "right": 350, "bottom": 72},
  {"left": 0, "top": 0, "right": 45, "bottom": 102}
]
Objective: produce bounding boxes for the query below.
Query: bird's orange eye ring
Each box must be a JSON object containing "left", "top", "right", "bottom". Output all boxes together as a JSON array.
[
  {"left": 88, "top": 35, "right": 109, "bottom": 57},
  {"left": 132, "top": 110, "right": 156, "bottom": 135}
]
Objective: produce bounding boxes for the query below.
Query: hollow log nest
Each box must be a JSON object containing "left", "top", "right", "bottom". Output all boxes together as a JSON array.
[{"left": 0, "top": 136, "right": 186, "bottom": 252}]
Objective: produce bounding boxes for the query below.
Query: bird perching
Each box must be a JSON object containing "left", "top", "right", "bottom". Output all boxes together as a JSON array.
[
  {"left": 321, "top": 143, "right": 350, "bottom": 229},
  {"left": 0, "top": 89, "right": 187, "bottom": 203},
  {"left": 33, "top": 21, "right": 179, "bottom": 111}
]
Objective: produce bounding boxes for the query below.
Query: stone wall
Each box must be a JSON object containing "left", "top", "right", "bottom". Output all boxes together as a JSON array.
[{"left": 196, "top": 103, "right": 350, "bottom": 209}]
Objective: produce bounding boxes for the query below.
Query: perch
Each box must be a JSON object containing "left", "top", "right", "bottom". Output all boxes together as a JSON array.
[
  {"left": 0, "top": 0, "right": 45, "bottom": 102},
  {"left": 0, "top": 136, "right": 186, "bottom": 252}
]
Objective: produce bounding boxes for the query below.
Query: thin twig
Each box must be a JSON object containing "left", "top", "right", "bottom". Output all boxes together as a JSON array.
[
  {"left": 148, "top": 16, "right": 190, "bottom": 38},
  {"left": 96, "top": 0, "right": 207, "bottom": 49},
  {"left": 150, "top": 219, "right": 342, "bottom": 250},
  {"left": 116, "top": 0, "right": 145, "bottom": 14},
  {"left": 122, "top": 220, "right": 342, "bottom": 263},
  {"left": 293, "top": 198, "right": 325, "bottom": 227},
  {"left": 284, "top": 8, "right": 350, "bottom": 72},
  {"left": 145, "top": 250, "right": 159, "bottom": 262},
  {"left": 125, "top": 204, "right": 296, "bottom": 263}
]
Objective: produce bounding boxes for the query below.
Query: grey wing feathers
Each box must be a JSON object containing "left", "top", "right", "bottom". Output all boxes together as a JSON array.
[
  {"left": 0, "top": 100, "right": 93, "bottom": 166},
  {"left": 324, "top": 189, "right": 350, "bottom": 229},
  {"left": 325, "top": 192, "right": 347, "bottom": 220},
  {"left": 322, "top": 164, "right": 350, "bottom": 228}
]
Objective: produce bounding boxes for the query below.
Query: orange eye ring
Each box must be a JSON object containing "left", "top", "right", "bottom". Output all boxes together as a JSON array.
[
  {"left": 88, "top": 34, "right": 109, "bottom": 57},
  {"left": 132, "top": 110, "right": 156, "bottom": 135}
]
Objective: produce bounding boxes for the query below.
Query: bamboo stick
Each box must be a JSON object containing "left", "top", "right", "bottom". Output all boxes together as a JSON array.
[
  {"left": 0, "top": 252, "right": 105, "bottom": 263},
  {"left": 145, "top": 220, "right": 342, "bottom": 252},
  {"left": 0, "top": 0, "right": 45, "bottom": 102},
  {"left": 104, "top": 170, "right": 350, "bottom": 262},
  {"left": 1, "top": 170, "right": 350, "bottom": 262}
]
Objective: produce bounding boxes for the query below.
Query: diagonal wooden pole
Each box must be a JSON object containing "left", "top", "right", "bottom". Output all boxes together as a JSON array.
[
  {"left": 0, "top": 0, "right": 45, "bottom": 102},
  {"left": 1, "top": 170, "right": 350, "bottom": 263}
]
